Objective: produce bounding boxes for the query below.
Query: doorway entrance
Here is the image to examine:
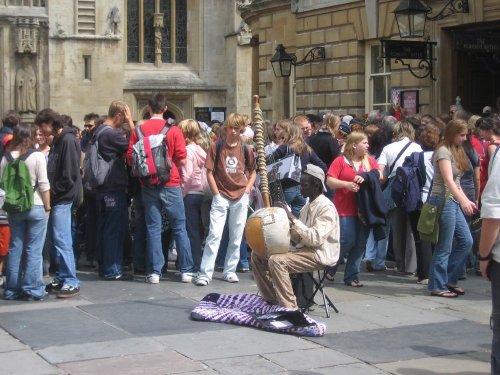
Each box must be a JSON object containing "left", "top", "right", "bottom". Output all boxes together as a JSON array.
[{"left": 452, "top": 25, "right": 500, "bottom": 114}]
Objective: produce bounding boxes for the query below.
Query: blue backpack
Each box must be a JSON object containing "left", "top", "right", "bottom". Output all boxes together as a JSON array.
[{"left": 391, "top": 151, "right": 426, "bottom": 213}]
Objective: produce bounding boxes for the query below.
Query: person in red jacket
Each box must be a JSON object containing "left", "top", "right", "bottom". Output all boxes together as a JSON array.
[{"left": 127, "top": 93, "right": 195, "bottom": 284}]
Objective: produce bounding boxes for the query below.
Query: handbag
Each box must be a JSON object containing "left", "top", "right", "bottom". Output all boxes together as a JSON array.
[
  {"left": 417, "top": 193, "right": 449, "bottom": 244},
  {"left": 266, "top": 149, "right": 302, "bottom": 183}
]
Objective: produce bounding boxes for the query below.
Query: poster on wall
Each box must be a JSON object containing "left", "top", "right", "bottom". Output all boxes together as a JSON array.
[
  {"left": 400, "top": 90, "right": 419, "bottom": 116},
  {"left": 195, "top": 107, "right": 226, "bottom": 123}
]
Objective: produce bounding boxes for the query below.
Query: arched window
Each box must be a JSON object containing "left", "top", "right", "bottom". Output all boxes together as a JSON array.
[{"left": 127, "top": 0, "right": 187, "bottom": 64}]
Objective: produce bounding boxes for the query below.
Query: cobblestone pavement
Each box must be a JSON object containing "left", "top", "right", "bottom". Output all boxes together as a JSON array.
[{"left": 0, "top": 264, "right": 492, "bottom": 375}]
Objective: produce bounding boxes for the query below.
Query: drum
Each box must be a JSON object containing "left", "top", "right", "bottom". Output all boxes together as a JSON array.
[{"left": 245, "top": 207, "right": 290, "bottom": 257}]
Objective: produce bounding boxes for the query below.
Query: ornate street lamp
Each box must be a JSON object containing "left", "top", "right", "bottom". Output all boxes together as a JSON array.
[
  {"left": 271, "top": 44, "right": 325, "bottom": 78},
  {"left": 394, "top": 0, "right": 469, "bottom": 38}
]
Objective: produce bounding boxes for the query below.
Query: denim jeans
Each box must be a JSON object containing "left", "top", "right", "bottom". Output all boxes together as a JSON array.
[
  {"left": 184, "top": 193, "right": 204, "bottom": 272},
  {"left": 428, "top": 196, "right": 473, "bottom": 292},
  {"left": 132, "top": 189, "right": 147, "bottom": 272},
  {"left": 97, "top": 191, "right": 127, "bottom": 278},
  {"left": 52, "top": 202, "right": 80, "bottom": 288},
  {"left": 283, "top": 185, "right": 306, "bottom": 218},
  {"left": 490, "top": 261, "right": 500, "bottom": 374},
  {"left": 198, "top": 193, "right": 249, "bottom": 282},
  {"left": 4, "top": 206, "right": 48, "bottom": 300},
  {"left": 84, "top": 194, "right": 98, "bottom": 262},
  {"left": 340, "top": 216, "right": 369, "bottom": 284},
  {"left": 142, "top": 185, "right": 194, "bottom": 275}
]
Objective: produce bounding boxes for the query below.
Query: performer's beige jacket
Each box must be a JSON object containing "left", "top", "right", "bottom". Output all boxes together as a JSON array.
[{"left": 290, "top": 194, "right": 340, "bottom": 267}]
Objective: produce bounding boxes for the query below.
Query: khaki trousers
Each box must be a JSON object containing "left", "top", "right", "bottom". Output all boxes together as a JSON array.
[{"left": 251, "top": 250, "right": 322, "bottom": 310}]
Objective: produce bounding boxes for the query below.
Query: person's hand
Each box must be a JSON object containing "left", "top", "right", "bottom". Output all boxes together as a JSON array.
[
  {"left": 276, "top": 201, "right": 295, "bottom": 222},
  {"left": 480, "top": 260, "right": 491, "bottom": 282},
  {"left": 124, "top": 105, "right": 133, "bottom": 123},
  {"left": 460, "top": 199, "right": 477, "bottom": 216},
  {"left": 353, "top": 175, "right": 365, "bottom": 185},
  {"left": 347, "top": 181, "right": 360, "bottom": 193}
]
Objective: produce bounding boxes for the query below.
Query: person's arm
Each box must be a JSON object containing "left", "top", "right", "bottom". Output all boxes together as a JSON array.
[
  {"left": 479, "top": 218, "right": 500, "bottom": 281},
  {"left": 126, "top": 128, "right": 138, "bottom": 165},
  {"left": 439, "top": 159, "right": 477, "bottom": 215},
  {"left": 327, "top": 176, "right": 359, "bottom": 192},
  {"left": 124, "top": 105, "right": 135, "bottom": 133},
  {"left": 41, "top": 190, "right": 51, "bottom": 213},
  {"left": 288, "top": 204, "right": 334, "bottom": 248},
  {"left": 206, "top": 169, "right": 219, "bottom": 196},
  {"left": 473, "top": 165, "right": 480, "bottom": 204},
  {"left": 53, "top": 138, "right": 81, "bottom": 195},
  {"left": 245, "top": 170, "right": 256, "bottom": 194}
]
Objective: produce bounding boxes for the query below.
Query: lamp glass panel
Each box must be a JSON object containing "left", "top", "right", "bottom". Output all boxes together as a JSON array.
[
  {"left": 395, "top": 13, "right": 411, "bottom": 38},
  {"left": 411, "top": 12, "right": 426, "bottom": 37},
  {"left": 281, "top": 60, "right": 292, "bottom": 77}
]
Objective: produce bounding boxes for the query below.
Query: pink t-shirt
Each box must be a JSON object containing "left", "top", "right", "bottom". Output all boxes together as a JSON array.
[{"left": 327, "top": 155, "right": 379, "bottom": 217}]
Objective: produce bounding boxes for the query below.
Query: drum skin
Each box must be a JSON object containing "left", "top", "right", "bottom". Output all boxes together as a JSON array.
[{"left": 245, "top": 207, "right": 290, "bottom": 257}]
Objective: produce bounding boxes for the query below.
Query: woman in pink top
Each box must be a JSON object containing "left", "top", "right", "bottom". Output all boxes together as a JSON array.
[
  {"left": 179, "top": 119, "right": 207, "bottom": 272},
  {"left": 326, "top": 132, "right": 380, "bottom": 287}
]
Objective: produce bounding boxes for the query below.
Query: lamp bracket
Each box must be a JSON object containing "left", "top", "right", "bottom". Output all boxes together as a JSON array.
[
  {"left": 394, "top": 57, "right": 436, "bottom": 81},
  {"left": 426, "top": 0, "right": 469, "bottom": 21},
  {"left": 290, "top": 47, "right": 325, "bottom": 66}
]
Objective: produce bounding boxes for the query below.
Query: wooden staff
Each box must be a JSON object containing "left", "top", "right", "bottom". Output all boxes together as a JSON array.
[{"left": 251, "top": 95, "right": 271, "bottom": 208}]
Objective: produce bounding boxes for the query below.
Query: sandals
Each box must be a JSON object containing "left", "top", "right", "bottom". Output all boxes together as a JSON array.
[
  {"left": 447, "top": 285, "right": 465, "bottom": 295},
  {"left": 346, "top": 280, "right": 363, "bottom": 288},
  {"left": 325, "top": 273, "right": 335, "bottom": 282},
  {"left": 431, "top": 290, "right": 458, "bottom": 298}
]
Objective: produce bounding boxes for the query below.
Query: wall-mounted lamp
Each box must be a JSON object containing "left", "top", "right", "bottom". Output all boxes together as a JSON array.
[
  {"left": 394, "top": 0, "right": 469, "bottom": 38},
  {"left": 270, "top": 44, "right": 325, "bottom": 78}
]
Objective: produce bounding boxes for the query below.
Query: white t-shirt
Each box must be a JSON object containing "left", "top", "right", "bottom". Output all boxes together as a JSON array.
[
  {"left": 378, "top": 137, "right": 423, "bottom": 178},
  {"left": 481, "top": 148, "right": 500, "bottom": 262}
]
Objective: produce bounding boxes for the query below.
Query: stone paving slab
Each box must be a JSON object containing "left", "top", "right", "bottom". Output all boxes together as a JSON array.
[
  {"left": 333, "top": 298, "right": 461, "bottom": 329},
  {"left": 57, "top": 351, "right": 206, "bottom": 375},
  {"left": 79, "top": 297, "right": 232, "bottom": 336},
  {"left": 0, "top": 329, "right": 28, "bottom": 353},
  {"left": 204, "top": 355, "right": 284, "bottom": 374},
  {"left": 0, "top": 298, "right": 93, "bottom": 314},
  {"left": 307, "top": 320, "right": 491, "bottom": 364},
  {"left": 38, "top": 337, "right": 167, "bottom": 364},
  {"left": 0, "top": 350, "right": 63, "bottom": 375},
  {"left": 287, "top": 363, "right": 389, "bottom": 375},
  {"left": 262, "top": 348, "right": 359, "bottom": 371},
  {"left": 0, "top": 307, "right": 129, "bottom": 349},
  {"left": 154, "top": 327, "right": 321, "bottom": 361},
  {"left": 376, "top": 352, "right": 490, "bottom": 374}
]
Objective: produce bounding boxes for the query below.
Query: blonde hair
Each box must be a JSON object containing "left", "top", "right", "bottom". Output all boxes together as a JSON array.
[
  {"left": 223, "top": 113, "right": 246, "bottom": 131},
  {"left": 287, "top": 122, "right": 311, "bottom": 156},
  {"left": 343, "top": 131, "right": 371, "bottom": 171},
  {"left": 323, "top": 112, "right": 341, "bottom": 134},
  {"left": 392, "top": 121, "right": 415, "bottom": 141},
  {"left": 178, "top": 119, "right": 200, "bottom": 144}
]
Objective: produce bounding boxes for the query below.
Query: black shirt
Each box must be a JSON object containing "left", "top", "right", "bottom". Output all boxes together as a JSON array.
[
  {"left": 307, "top": 130, "right": 341, "bottom": 170},
  {"left": 97, "top": 125, "right": 129, "bottom": 192}
]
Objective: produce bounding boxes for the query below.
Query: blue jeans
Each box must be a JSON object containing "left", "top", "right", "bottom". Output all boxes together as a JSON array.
[
  {"left": 4, "top": 206, "right": 48, "bottom": 300},
  {"left": 184, "top": 194, "right": 204, "bottom": 272},
  {"left": 132, "top": 189, "right": 147, "bottom": 272},
  {"left": 97, "top": 191, "right": 127, "bottom": 278},
  {"left": 198, "top": 193, "right": 249, "bottom": 281},
  {"left": 283, "top": 185, "right": 306, "bottom": 218},
  {"left": 142, "top": 186, "right": 194, "bottom": 275},
  {"left": 340, "top": 216, "right": 369, "bottom": 284},
  {"left": 84, "top": 194, "right": 98, "bottom": 262},
  {"left": 52, "top": 202, "right": 80, "bottom": 288},
  {"left": 428, "top": 196, "right": 473, "bottom": 292}
]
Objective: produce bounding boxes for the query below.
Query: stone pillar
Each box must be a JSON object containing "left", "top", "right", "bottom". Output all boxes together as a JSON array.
[{"left": 153, "top": 13, "right": 163, "bottom": 67}]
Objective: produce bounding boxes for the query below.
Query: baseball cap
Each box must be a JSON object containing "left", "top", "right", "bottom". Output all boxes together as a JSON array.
[{"left": 303, "top": 164, "right": 327, "bottom": 193}]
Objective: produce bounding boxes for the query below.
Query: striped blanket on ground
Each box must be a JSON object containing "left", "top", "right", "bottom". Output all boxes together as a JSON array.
[{"left": 191, "top": 293, "right": 326, "bottom": 337}]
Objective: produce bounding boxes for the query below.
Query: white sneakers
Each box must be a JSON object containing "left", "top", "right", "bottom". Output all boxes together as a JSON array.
[
  {"left": 223, "top": 273, "right": 239, "bottom": 283},
  {"left": 181, "top": 273, "right": 196, "bottom": 283},
  {"left": 146, "top": 274, "right": 160, "bottom": 284}
]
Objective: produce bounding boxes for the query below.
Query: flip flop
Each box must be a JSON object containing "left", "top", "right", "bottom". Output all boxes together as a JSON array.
[
  {"left": 447, "top": 285, "right": 465, "bottom": 295},
  {"left": 325, "top": 273, "right": 335, "bottom": 282},
  {"left": 431, "top": 290, "right": 458, "bottom": 298},
  {"left": 346, "top": 280, "right": 363, "bottom": 287}
]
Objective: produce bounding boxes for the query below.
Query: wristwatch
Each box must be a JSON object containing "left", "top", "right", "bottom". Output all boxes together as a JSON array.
[{"left": 477, "top": 253, "right": 492, "bottom": 261}]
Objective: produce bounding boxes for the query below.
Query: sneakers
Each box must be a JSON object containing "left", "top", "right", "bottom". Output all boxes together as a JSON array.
[
  {"left": 57, "top": 285, "right": 80, "bottom": 299},
  {"left": 238, "top": 267, "right": 251, "bottom": 273},
  {"left": 45, "top": 280, "right": 63, "bottom": 293},
  {"left": 417, "top": 278, "right": 429, "bottom": 285},
  {"left": 181, "top": 273, "right": 196, "bottom": 283},
  {"left": 223, "top": 273, "right": 239, "bottom": 283},
  {"left": 146, "top": 273, "right": 160, "bottom": 284},
  {"left": 195, "top": 277, "right": 209, "bottom": 286},
  {"left": 0, "top": 273, "right": 4, "bottom": 288}
]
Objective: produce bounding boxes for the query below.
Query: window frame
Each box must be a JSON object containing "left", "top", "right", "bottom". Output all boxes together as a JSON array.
[{"left": 365, "top": 42, "right": 392, "bottom": 114}]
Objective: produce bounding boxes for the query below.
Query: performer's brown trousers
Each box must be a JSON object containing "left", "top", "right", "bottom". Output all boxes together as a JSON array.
[{"left": 251, "top": 250, "right": 322, "bottom": 310}]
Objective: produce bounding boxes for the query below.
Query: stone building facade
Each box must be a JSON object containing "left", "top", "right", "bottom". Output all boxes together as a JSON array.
[
  {"left": 241, "top": 0, "right": 500, "bottom": 121},
  {"left": 0, "top": 0, "right": 254, "bottom": 124}
]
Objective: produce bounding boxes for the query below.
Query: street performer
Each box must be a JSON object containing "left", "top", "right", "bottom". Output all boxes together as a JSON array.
[{"left": 251, "top": 164, "right": 340, "bottom": 310}]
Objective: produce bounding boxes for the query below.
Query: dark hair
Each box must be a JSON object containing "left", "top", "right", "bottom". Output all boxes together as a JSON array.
[
  {"left": 2, "top": 110, "right": 20, "bottom": 129},
  {"left": 6, "top": 123, "right": 36, "bottom": 155},
  {"left": 477, "top": 115, "right": 500, "bottom": 135},
  {"left": 84, "top": 112, "right": 100, "bottom": 122},
  {"left": 306, "top": 113, "right": 318, "bottom": 124},
  {"left": 148, "top": 93, "right": 167, "bottom": 114},
  {"left": 34, "top": 108, "right": 63, "bottom": 131},
  {"left": 61, "top": 114, "right": 73, "bottom": 127}
]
